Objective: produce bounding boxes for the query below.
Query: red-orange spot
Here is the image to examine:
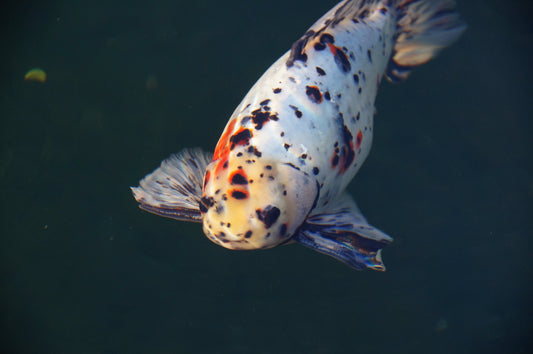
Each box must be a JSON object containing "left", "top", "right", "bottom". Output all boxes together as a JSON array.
[
  {"left": 356, "top": 130, "right": 363, "bottom": 149},
  {"left": 327, "top": 42, "right": 336, "bottom": 55},
  {"left": 214, "top": 155, "right": 228, "bottom": 177},
  {"left": 213, "top": 119, "right": 237, "bottom": 161}
]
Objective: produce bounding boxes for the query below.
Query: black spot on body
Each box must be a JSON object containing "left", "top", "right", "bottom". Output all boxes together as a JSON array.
[
  {"left": 333, "top": 47, "right": 351, "bottom": 73},
  {"left": 200, "top": 196, "right": 215, "bottom": 210},
  {"left": 286, "top": 30, "right": 314, "bottom": 67},
  {"left": 231, "top": 191, "right": 247, "bottom": 199},
  {"left": 324, "top": 91, "right": 331, "bottom": 101},
  {"left": 199, "top": 202, "right": 208, "bottom": 213},
  {"left": 320, "top": 33, "right": 334, "bottom": 44},
  {"left": 245, "top": 230, "right": 253, "bottom": 238},
  {"left": 273, "top": 88, "right": 282, "bottom": 94},
  {"left": 260, "top": 99, "right": 270, "bottom": 106},
  {"left": 295, "top": 110, "right": 303, "bottom": 118},
  {"left": 305, "top": 86, "right": 322, "bottom": 104},
  {"left": 279, "top": 223, "right": 287, "bottom": 237},
  {"left": 367, "top": 49, "right": 372, "bottom": 62},
  {"left": 344, "top": 150, "right": 355, "bottom": 169},
  {"left": 284, "top": 162, "right": 300, "bottom": 171},
  {"left": 230, "top": 129, "right": 252, "bottom": 146},
  {"left": 231, "top": 173, "right": 248, "bottom": 185},
  {"left": 314, "top": 42, "right": 326, "bottom": 51},
  {"left": 259, "top": 206, "right": 280, "bottom": 229},
  {"left": 313, "top": 167, "right": 319, "bottom": 175},
  {"left": 353, "top": 73, "right": 359, "bottom": 84},
  {"left": 251, "top": 110, "right": 278, "bottom": 130},
  {"left": 332, "top": 155, "right": 339, "bottom": 166},
  {"left": 316, "top": 67, "right": 326, "bottom": 76}
]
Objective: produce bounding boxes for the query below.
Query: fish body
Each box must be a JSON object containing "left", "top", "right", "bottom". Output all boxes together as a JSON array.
[{"left": 132, "top": 0, "right": 465, "bottom": 270}]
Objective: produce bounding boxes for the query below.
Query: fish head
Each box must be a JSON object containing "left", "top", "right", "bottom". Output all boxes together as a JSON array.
[{"left": 200, "top": 154, "right": 318, "bottom": 250}]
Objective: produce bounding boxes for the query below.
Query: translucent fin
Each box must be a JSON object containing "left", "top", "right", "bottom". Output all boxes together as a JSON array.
[
  {"left": 386, "top": 0, "right": 466, "bottom": 81},
  {"left": 131, "top": 148, "right": 212, "bottom": 223},
  {"left": 293, "top": 193, "right": 393, "bottom": 271}
]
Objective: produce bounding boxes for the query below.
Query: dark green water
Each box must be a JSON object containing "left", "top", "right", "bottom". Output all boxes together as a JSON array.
[{"left": 1, "top": 0, "right": 531, "bottom": 353}]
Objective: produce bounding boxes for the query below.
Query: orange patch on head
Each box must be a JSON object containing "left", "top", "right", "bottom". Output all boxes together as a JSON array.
[
  {"left": 213, "top": 119, "right": 237, "bottom": 161},
  {"left": 213, "top": 155, "right": 229, "bottom": 177}
]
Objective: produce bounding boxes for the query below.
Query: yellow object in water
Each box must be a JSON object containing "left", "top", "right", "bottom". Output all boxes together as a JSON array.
[{"left": 24, "top": 68, "right": 47, "bottom": 83}]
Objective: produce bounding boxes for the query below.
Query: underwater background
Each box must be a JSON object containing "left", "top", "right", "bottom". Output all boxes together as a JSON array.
[{"left": 1, "top": 0, "right": 531, "bottom": 353}]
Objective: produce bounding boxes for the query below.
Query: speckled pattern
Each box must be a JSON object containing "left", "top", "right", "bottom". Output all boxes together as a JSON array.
[{"left": 133, "top": 0, "right": 465, "bottom": 270}]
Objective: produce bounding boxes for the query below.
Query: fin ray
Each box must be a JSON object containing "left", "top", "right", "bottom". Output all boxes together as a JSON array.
[
  {"left": 293, "top": 193, "right": 393, "bottom": 271},
  {"left": 131, "top": 148, "right": 212, "bottom": 223}
]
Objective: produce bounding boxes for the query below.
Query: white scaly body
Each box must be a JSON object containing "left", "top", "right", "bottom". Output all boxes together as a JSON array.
[
  {"left": 225, "top": 2, "right": 395, "bottom": 209},
  {"left": 132, "top": 0, "right": 465, "bottom": 270}
]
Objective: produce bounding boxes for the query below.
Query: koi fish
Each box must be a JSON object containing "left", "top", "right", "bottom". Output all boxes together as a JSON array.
[{"left": 132, "top": 0, "right": 465, "bottom": 270}]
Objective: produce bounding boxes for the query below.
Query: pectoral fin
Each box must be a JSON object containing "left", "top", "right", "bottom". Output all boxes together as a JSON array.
[
  {"left": 131, "top": 148, "right": 212, "bottom": 222},
  {"left": 293, "top": 193, "right": 393, "bottom": 271}
]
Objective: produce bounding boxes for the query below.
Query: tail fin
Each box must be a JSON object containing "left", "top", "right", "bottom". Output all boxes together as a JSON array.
[{"left": 387, "top": 0, "right": 466, "bottom": 81}]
